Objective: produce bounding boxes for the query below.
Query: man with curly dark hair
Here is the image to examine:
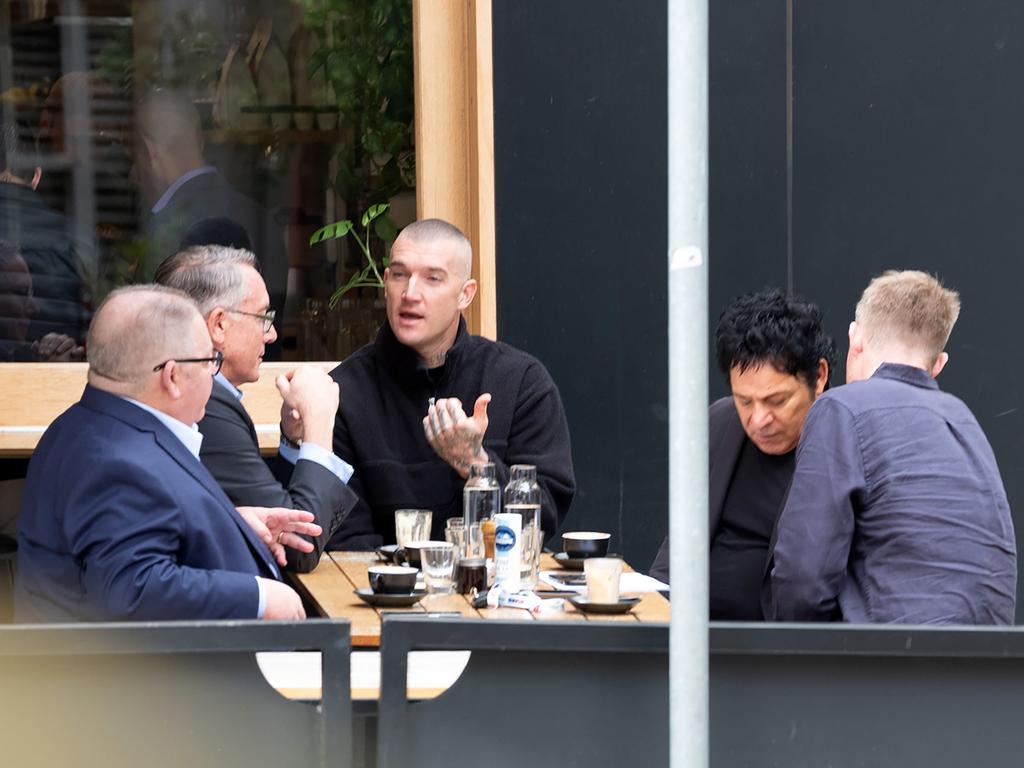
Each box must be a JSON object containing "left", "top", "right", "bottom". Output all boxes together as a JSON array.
[{"left": 649, "top": 288, "right": 834, "bottom": 620}]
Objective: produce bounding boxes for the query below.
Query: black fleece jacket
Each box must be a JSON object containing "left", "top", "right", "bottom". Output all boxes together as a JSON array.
[{"left": 329, "top": 318, "right": 575, "bottom": 549}]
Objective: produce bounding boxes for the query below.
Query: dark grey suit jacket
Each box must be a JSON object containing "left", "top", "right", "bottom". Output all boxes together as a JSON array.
[
  {"left": 144, "top": 171, "right": 288, "bottom": 328},
  {"left": 648, "top": 397, "right": 748, "bottom": 583},
  {"left": 198, "top": 381, "right": 357, "bottom": 573}
]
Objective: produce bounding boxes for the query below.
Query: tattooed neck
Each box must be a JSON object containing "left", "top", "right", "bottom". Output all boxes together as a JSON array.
[{"left": 422, "top": 351, "right": 447, "bottom": 368}]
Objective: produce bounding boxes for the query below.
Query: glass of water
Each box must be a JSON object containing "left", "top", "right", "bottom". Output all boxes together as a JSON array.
[
  {"left": 519, "top": 522, "right": 544, "bottom": 590},
  {"left": 446, "top": 517, "right": 484, "bottom": 560},
  {"left": 420, "top": 542, "right": 456, "bottom": 594}
]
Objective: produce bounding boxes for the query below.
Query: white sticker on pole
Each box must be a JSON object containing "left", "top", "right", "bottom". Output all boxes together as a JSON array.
[{"left": 669, "top": 246, "right": 703, "bottom": 270}]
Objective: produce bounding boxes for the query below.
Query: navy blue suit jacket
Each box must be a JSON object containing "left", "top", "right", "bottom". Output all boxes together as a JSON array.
[{"left": 15, "top": 385, "right": 280, "bottom": 622}]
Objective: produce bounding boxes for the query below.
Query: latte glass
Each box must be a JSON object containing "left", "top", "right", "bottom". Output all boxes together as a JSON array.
[
  {"left": 395, "top": 509, "right": 432, "bottom": 548},
  {"left": 584, "top": 557, "right": 624, "bottom": 604}
]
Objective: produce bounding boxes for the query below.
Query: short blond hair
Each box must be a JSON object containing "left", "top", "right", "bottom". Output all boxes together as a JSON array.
[{"left": 855, "top": 270, "right": 961, "bottom": 363}]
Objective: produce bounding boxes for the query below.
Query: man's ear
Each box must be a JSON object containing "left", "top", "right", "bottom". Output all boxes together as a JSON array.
[
  {"left": 458, "top": 278, "right": 478, "bottom": 311},
  {"left": 847, "top": 321, "right": 862, "bottom": 352},
  {"left": 206, "top": 308, "right": 228, "bottom": 346},
  {"left": 158, "top": 361, "right": 183, "bottom": 400},
  {"left": 931, "top": 351, "right": 949, "bottom": 378},
  {"left": 814, "top": 358, "right": 829, "bottom": 397}
]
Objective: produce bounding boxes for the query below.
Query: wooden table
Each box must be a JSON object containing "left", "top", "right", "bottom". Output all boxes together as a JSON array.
[{"left": 292, "top": 550, "right": 670, "bottom": 648}]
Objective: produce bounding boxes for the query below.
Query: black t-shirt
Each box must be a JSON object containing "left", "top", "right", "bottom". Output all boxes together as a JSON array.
[{"left": 709, "top": 439, "right": 795, "bottom": 620}]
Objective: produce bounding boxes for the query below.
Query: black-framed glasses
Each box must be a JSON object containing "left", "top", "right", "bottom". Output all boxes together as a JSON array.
[
  {"left": 152, "top": 349, "right": 224, "bottom": 375},
  {"left": 228, "top": 308, "right": 276, "bottom": 333}
]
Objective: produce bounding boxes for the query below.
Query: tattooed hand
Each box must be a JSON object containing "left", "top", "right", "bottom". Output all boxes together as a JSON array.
[{"left": 423, "top": 393, "right": 492, "bottom": 478}]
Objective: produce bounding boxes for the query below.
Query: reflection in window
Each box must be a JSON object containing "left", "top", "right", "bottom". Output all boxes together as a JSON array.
[{"left": 0, "top": 0, "right": 414, "bottom": 361}]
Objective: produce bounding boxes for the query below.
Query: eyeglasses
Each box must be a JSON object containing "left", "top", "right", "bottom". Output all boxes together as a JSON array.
[
  {"left": 152, "top": 349, "right": 224, "bottom": 375},
  {"left": 227, "top": 308, "right": 276, "bottom": 333}
]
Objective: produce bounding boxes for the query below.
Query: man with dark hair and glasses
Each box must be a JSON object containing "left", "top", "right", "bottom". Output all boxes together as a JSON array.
[
  {"left": 156, "top": 245, "right": 356, "bottom": 572},
  {"left": 649, "top": 288, "right": 835, "bottom": 620},
  {"left": 15, "top": 286, "right": 319, "bottom": 622}
]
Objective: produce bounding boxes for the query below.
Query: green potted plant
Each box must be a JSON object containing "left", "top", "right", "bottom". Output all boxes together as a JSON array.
[{"left": 309, "top": 202, "right": 396, "bottom": 307}]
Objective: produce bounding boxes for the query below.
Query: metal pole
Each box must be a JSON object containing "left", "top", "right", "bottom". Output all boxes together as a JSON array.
[{"left": 667, "top": 0, "right": 709, "bottom": 765}]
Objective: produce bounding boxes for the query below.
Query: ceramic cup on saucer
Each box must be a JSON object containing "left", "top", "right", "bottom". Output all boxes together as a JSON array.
[{"left": 368, "top": 565, "right": 418, "bottom": 594}]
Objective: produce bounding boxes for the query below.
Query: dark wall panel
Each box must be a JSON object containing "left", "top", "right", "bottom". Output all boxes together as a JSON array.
[
  {"left": 708, "top": 0, "right": 790, "bottom": 401},
  {"left": 492, "top": 0, "right": 668, "bottom": 568},
  {"left": 792, "top": 1, "right": 1024, "bottom": 609}
]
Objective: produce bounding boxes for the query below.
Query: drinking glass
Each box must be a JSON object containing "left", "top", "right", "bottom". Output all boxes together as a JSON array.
[
  {"left": 584, "top": 557, "right": 624, "bottom": 603},
  {"left": 420, "top": 542, "right": 456, "bottom": 594},
  {"left": 395, "top": 509, "right": 432, "bottom": 548},
  {"left": 446, "top": 517, "right": 484, "bottom": 560},
  {"left": 519, "top": 524, "right": 544, "bottom": 590}
]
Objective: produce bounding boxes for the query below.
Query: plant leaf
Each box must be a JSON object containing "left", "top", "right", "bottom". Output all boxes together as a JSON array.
[
  {"left": 308, "top": 223, "right": 335, "bottom": 246},
  {"left": 309, "top": 219, "right": 354, "bottom": 246},
  {"left": 367, "top": 202, "right": 390, "bottom": 222},
  {"left": 374, "top": 214, "right": 398, "bottom": 245}
]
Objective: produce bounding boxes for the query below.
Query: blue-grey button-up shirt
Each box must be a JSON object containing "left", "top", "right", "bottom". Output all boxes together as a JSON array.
[{"left": 770, "top": 363, "right": 1016, "bottom": 625}]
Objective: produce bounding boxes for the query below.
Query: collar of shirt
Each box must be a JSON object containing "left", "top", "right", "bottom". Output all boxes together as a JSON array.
[
  {"left": 872, "top": 362, "right": 939, "bottom": 390},
  {"left": 120, "top": 396, "right": 205, "bottom": 460},
  {"left": 150, "top": 166, "right": 218, "bottom": 214},
  {"left": 214, "top": 372, "right": 243, "bottom": 401},
  {"left": 376, "top": 315, "right": 469, "bottom": 383}
]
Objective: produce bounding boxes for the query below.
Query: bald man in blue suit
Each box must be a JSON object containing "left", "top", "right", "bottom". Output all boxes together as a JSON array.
[{"left": 15, "top": 286, "right": 318, "bottom": 622}]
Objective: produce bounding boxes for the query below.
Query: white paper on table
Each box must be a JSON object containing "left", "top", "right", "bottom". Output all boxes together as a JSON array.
[
  {"left": 620, "top": 572, "right": 669, "bottom": 592},
  {"left": 540, "top": 570, "right": 669, "bottom": 594}
]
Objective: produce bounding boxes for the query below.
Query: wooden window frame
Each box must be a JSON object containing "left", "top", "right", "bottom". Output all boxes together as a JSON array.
[{"left": 0, "top": 1, "right": 496, "bottom": 457}]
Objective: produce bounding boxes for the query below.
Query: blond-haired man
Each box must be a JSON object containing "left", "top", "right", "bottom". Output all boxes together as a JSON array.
[{"left": 769, "top": 271, "right": 1016, "bottom": 624}]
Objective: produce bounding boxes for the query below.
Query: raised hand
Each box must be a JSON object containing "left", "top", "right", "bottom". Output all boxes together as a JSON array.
[
  {"left": 422, "top": 393, "right": 491, "bottom": 478},
  {"left": 276, "top": 366, "right": 341, "bottom": 449}
]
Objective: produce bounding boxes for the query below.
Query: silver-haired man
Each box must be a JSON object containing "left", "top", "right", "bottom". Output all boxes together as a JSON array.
[{"left": 157, "top": 246, "right": 356, "bottom": 571}]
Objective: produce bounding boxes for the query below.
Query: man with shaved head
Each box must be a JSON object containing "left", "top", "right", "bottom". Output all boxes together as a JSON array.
[
  {"left": 134, "top": 89, "right": 287, "bottom": 330},
  {"left": 15, "top": 286, "right": 314, "bottom": 622},
  {"left": 329, "top": 218, "right": 576, "bottom": 547}
]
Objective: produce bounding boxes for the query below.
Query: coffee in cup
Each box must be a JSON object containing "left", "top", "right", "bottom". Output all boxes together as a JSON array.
[
  {"left": 562, "top": 531, "right": 611, "bottom": 558},
  {"left": 368, "top": 565, "right": 418, "bottom": 594}
]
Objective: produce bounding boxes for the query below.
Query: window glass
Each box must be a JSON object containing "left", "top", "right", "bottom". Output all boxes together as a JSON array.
[{"left": 0, "top": 0, "right": 414, "bottom": 361}]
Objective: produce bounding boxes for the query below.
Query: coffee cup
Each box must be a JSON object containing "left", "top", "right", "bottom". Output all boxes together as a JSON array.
[
  {"left": 368, "top": 565, "right": 418, "bottom": 594},
  {"left": 562, "top": 531, "right": 611, "bottom": 558}
]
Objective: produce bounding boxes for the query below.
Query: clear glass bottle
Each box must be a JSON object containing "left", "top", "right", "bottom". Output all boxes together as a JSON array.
[
  {"left": 504, "top": 465, "right": 542, "bottom": 588},
  {"left": 464, "top": 463, "right": 500, "bottom": 559},
  {"left": 504, "top": 464, "right": 541, "bottom": 529}
]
